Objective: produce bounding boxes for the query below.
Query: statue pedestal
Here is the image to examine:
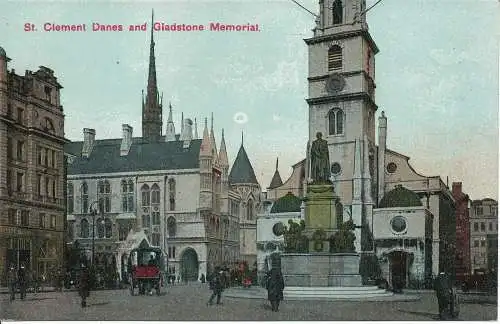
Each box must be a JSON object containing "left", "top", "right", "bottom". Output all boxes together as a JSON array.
[{"left": 304, "top": 183, "right": 340, "bottom": 237}]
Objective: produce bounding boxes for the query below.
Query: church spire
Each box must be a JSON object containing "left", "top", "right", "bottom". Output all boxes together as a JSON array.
[
  {"left": 218, "top": 128, "right": 229, "bottom": 166},
  {"left": 268, "top": 156, "right": 283, "bottom": 189},
  {"left": 200, "top": 117, "right": 212, "bottom": 157},
  {"left": 165, "top": 101, "right": 176, "bottom": 142},
  {"left": 210, "top": 112, "right": 217, "bottom": 158},
  {"left": 142, "top": 9, "right": 162, "bottom": 142},
  {"left": 194, "top": 118, "right": 199, "bottom": 139}
]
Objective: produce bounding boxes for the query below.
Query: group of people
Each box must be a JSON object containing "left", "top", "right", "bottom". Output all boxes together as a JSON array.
[{"left": 7, "top": 264, "right": 28, "bottom": 301}]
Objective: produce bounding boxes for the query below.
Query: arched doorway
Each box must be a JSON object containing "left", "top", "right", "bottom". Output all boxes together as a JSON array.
[{"left": 180, "top": 248, "right": 199, "bottom": 281}]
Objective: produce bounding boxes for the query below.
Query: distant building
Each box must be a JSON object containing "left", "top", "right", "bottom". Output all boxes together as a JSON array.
[
  {"left": 451, "top": 182, "right": 471, "bottom": 276},
  {"left": 0, "top": 46, "right": 67, "bottom": 282},
  {"left": 470, "top": 198, "right": 498, "bottom": 272}
]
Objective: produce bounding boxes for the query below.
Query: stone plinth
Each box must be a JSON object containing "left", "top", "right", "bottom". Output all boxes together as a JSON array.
[
  {"left": 281, "top": 253, "right": 362, "bottom": 287},
  {"left": 304, "top": 184, "right": 339, "bottom": 231}
]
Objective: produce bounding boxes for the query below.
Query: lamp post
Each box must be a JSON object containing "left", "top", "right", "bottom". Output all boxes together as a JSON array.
[{"left": 89, "top": 200, "right": 103, "bottom": 267}]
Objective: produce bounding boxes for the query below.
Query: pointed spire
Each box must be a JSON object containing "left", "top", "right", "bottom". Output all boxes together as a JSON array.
[
  {"left": 167, "top": 101, "right": 173, "bottom": 122},
  {"left": 209, "top": 112, "right": 217, "bottom": 157},
  {"left": 218, "top": 128, "right": 229, "bottom": 166},
  {"left": 194, "top": 118, "right": 199, "bottom": 139},
  {"left": 241, "top": 131, "right": 244, "bottom": 146},
  {"left": 275, "top": 157, "right": 279, "bottom": 170},
  {"left": 165, "top": 101, "right": 176, "bottom": 142},
  {"left": 268, "top": 156, "right": 283, "bottom": 189},
  {"left": 200, "top": 117, "right": 212, "bottom": 157},
  {"left": 142, "top": 8, "right": 162, "bottom": 142},
  {"left": 181, "top": 112, "right": 184, "bottom": 133}
]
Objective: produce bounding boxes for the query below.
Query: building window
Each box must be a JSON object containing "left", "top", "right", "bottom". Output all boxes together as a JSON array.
[
  {"left": 481, "top": 222, "right": 485, "bottom": 232},
  {"left": 152, "top": 212, "right": 160, "bottom": 225},
  {"left": 21, "top": 210, "right": 29, "bottom": 226},
  {"left": 119, "top": 222, "right": 129, "bottom": 241},
  {"left": 151, "top": 184, "right": 160, "bottom": 205},
  {"left": 152, "top": 233, "right": 160, "bottom": 247},
  {"left": 169, "top": 179, "right": 176, "bottom": 211},
  {"left": 17, "top": 108, "right": 23, "bottom": 124},
  {"left": 8, "top": 209, "right": 16, "bottom": 225},
  {"left": 51, "top": 179, "right": 56, "bottom": 197},
  {"left": 168, "top": 246, "right": 176, "bottom": 259},
  {"left": 51, "top": 151, "right": 56, "bottom": 168},
  {"left": 50, "top": 215, "right": 56, "bottom": 229},
  {"left": 16, "top": 172, "right": 24, "bottom": 192},
  {"left": 121, "top": 180, "right": 135, "bottom": 212},
  {"left": 142, "top": 214, "right": 151, "bottom": 228},
  {"left": 328, "top": 45, "right": 342, "bottom": 72},
  {"left": 474, "top": 222, "right": 479, "bottom": 232},
  {"left": 81, "top": 182, "right": 89, "bottom": 213},
  {"left": 17, "top": 140, "right": 24, "bottom": 161},
  {"left": 474, "top": 240, "right": 479, "bottom": 247},
  {"left": 167, "top": 216, "right": 176, "bottom": 237},
  {"left": 332, "top": 0, "right": 343, "bottom": 24},
  {"left": 81, "top": 219, "right": 90, "bottom": 238},
  {"left": 67, "top": 183, "right": 74, "bottom": 213},
  {"left": 67, "top": 222, "right": 74, "bottom": 240},
  {"left": 45, "top": 177, "right": 50, "bottom": 197},
  {"left": 489, "top": 222, "right": 493, "bottom": 231},
  {"left": 7, "top": 137, "right": 12, "bottom": 160},
  {"left": 481, "top": 240, "right": 486, "bottom": 247},
  {"left": 39, "top": 213, "right": 47, "bottom": 228},
  {"left": 97, "top": 180, "right": 111, "bottom": 213},
  {"left": 44, "top": 86, "right": 52, "bottom": 102},
  {"left": 141, "top": 184, "right": 150, "bottom": 207},
  {"left": 476, "top": 207, "right": 483, "bottom": 215},
  {"left": 37, "top": 146, "right": 42, "bottom": 165},
  {"left": 328, "top": 108, "right": 344, "bottom": 135},
  {"left": 97, "top": 218, "right": 105, "bottom": 238},
  {"left": 105, "top": 218, "right": 113, "bottom": 238},
  {"left": 44, "top": 148, "right": 48, "bottom": 166},
  {"left": 247, "top": 200, "right": 254, "bottom": 220},
  {"left": 6, "top": 170, "right": 12, "bottom": 194}
]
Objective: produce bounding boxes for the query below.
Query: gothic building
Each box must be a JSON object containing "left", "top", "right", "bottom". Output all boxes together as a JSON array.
[
  {"left": 64, "top": 17, "right": 261, "bottom": 281},
  {"left": 262, "top": 0, "right": 456, "bottom": 288},
  {"left": 0, "top": 47, "right": 67, "bottom": 283}
]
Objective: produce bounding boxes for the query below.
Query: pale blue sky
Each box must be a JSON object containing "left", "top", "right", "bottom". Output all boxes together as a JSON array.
[{"left": 1, "top": 0, "right": 498, "bottom": 200}]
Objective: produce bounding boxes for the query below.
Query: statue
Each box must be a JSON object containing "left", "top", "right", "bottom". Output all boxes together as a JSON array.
[{"left": 309, "top": 132, "right": 331, "bottom": 183}]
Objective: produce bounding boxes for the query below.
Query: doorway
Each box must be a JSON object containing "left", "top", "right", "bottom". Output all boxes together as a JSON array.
[
  {"left": 180, "top": 248, "right": 199, "bottom": 281},
  {"left": 390, "top": 250, "right": 409, "bottom": 291}
]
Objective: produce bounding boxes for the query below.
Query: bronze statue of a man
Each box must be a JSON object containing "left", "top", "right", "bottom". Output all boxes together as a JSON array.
[{"left": 310, "top": 132, "right": 331, "bottom": 183}]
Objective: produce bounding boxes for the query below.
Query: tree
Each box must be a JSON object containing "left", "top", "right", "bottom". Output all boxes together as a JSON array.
[{"left": 329, "top": 219, "right": 356, "bottom": 253}]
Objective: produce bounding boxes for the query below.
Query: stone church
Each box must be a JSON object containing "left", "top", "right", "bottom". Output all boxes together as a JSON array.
[
  {"left": 260, "top": 0, "right": 455, "bottom": 289},
  {"left": 65, "top": 20, "right": 261, "bottom": 281}
]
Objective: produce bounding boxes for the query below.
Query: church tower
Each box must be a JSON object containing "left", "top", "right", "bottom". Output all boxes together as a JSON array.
[
  {"left": 306, "top": 0, "right": 378, "bottom": 252},
  {"left": 142, "top": 10, "right": 163, "bottom": 142}
]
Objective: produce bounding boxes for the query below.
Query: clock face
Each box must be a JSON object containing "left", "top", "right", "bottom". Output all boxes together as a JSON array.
[{"left": 326, "top": 74, "right": 345, "bottom": 93}]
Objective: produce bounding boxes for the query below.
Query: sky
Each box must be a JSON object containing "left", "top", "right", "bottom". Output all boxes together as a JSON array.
[{"left": 1, "top": 0, "right": 498, "bottom": 200}]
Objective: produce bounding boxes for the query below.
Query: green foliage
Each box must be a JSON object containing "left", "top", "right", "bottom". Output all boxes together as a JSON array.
[
  {"left": 283, "top": 220, "right": 308, "bottom": 253},
  {"left": 329, "top": 219, "right": 356, "bottom": 253}
]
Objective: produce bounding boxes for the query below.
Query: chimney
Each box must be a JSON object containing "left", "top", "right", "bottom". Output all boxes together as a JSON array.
[
  {"left": 181, "top": 118, "right": 193, "bottom": 148},
  {"left": 81, "top": 128, "right": 96, "bottom": 158},
  {"left": 120, "top": 124, "right": 133, "bottom": 156},
  {"left": 452, "top": 182, "right": 462, "bottom": 196}
]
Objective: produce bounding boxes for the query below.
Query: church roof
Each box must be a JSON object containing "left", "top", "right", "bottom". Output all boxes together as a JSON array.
[
  {"left": 65, "top": 137, "right": 201, "bottom": 175},
  {"left": 270, "top": 192, "right": 302, "bottom": 213},
  {"left": 228, "top": 144, "right": 258, "bottom": 185},
  {"left": 379, "top": 185, "right": 423, "bottom": 208},
  {"left": 268, "top": 170, "right": 283, "bottom": 189}
]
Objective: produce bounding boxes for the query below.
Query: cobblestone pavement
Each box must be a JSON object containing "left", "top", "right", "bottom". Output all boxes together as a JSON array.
[{"left": 0, "top": 284, "right": 497, "bottom": 321}]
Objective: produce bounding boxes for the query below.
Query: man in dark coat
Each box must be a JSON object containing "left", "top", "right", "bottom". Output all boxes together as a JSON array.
[
  {"left": 434, "top": 272, "right": 452, "bottom": 320},
  {"left": 17, "top": 264, "right": 27, "bottom": 300},
  {"left": 7, "top": 266, "right": 17, "bottom": 301},
  {"left": 78, "top": 264, "right": 91, "bottom": 307},
  {"left": 207, "top": 268, "right": 224, "bottom": 305},
  {"left": 266, "top": 268, "right": 285, "bottom": 312}
]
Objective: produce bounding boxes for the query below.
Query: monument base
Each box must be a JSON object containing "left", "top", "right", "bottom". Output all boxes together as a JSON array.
[{"left": 281, "top": 252, "right": 362, "bottom": 287}]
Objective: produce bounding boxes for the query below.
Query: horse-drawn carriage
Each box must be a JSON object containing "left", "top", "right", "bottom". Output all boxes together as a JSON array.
[{"left": 127, "top": 247, "right": 165, "bottom": 296}]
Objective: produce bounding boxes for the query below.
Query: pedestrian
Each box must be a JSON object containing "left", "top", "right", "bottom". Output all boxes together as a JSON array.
[
  {"left": 78, "top": 263, "right": 91, "bottom": 308},
  {"left": 434, "top": 271, "right": 452, "bottom": 320},
  {"left": 207, "top": 267, "right": 224, "bottom": 306},
  {"left": 17, "top": 264, "right": 27, "bottom": 300},
  {"left": 7, "top": 266, "right": 17, "bottom": 301},
  {"left": 266, "top": 268, "right": 285, "bottom": 312}
]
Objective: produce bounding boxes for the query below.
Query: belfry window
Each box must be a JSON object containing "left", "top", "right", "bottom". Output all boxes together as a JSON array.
[
  {"left": 328, "top": 108, "right": 344, "bottom": 135},
  {"left": 332, "top": 0, "right": 343, "bottom": 25},
  {"left": 328, "top": 45, "right": 342, "bottom": 72}
]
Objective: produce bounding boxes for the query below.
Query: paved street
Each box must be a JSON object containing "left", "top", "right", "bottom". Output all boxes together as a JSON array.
[{"left": 0, "top": 284, "right": 497, "bottom": 321}]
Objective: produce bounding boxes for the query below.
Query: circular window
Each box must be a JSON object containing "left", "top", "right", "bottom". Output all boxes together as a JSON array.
[
  {"left": 386, "top": 162, "right": 397, "bottom": 174},
  {"left": 272, "top": 222, "right": 285, "bottom": 236},
  {"left": 331, "top": 162, "right": 342, "bottom": 175},
  {"left": 391, "top": 216, "right": 407, "bottom": 233}
]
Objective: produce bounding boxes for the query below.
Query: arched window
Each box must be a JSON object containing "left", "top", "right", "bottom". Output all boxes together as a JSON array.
[
  {"left": 43, "top": 117, "right": 55, "bottom": 133},
  {"left": 328, "top": 45, "right": 342, "bottom": 72},
  {"left": 67, "top": 182, "right": 74, "bottom": 213},
  {"left": 167, "top": 216, "right": 176, "bottom": 237},
  {"left": 328, "top": 108, "right": 344, "bottom": 135},
  {"left": 247, "top": 200, "right": 254, "bottom": 220},
  {"left": 142, "top": 214, "right": 151, "bottom": 228},
  {"left": 151, "top": 184, "right": 160, "bottom": 205},
  {"left": 332, "top": 0, "right": 343, "bottom": 25},
  {"left": 97, "top": 217, "right": 105, "bottom": 238},
  {"left": 169, "top": 179, "right": 176, "bottom": 211},
  {"left": 80, "top": 218, "right": 89, "bottom": 238},
  {"left": 97, "top": 180, "right": 111, "bottom": 213},
  {"left": 81, "top": 182, "right": 88, "bottom": 213},
  {"left": 141, "top": 184, "right": 150, "bottom": 206},
  {"left": 105, "top": 218, "right": 113, "bottom": 238}
]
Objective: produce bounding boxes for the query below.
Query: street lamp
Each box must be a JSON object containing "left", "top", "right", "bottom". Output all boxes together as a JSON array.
[{"left": 89, "top": 199, "right": 103, "bottom": 267}]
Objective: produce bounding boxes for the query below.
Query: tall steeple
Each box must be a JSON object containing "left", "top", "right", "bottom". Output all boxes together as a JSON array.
[
  {"left": 199, "top": 117, "right": 212, "bottom": 157},
  {"left": 142, "top": 9, "right": 162, "bottom": 142},
  {"left": 218, "top": 129, "right": 229, "bottom": 167},
  {"left": 268, "top": 157, "right": 283, "bottom": 189},
  {"left": 165, "top": 101, "right": 176, "bottom": 141},
  {"left": 210, "top": 112, "right": 218, "bottom": 160}
]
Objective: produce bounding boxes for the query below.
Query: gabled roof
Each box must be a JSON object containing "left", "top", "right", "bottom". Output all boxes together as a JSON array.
[
  {"left": 228, "top": 144, "right": 258, "bottom": 185},
  {"left": 268, "top": 170, "right": 283, "bottom": 189},
  {"left": 65, "top": 136, "right": 201, "bottom": 175}
]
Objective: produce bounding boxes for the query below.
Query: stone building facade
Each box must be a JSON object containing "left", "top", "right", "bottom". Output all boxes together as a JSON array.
[
  {"left": 0, "top": 46, "right": 67, "bottom": 283},
  {"left": 470, "top": 198, "right": 498, "bottom": 272},
  {"left": 452, "top": 182, "right": 471, "bottom": 276}
]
